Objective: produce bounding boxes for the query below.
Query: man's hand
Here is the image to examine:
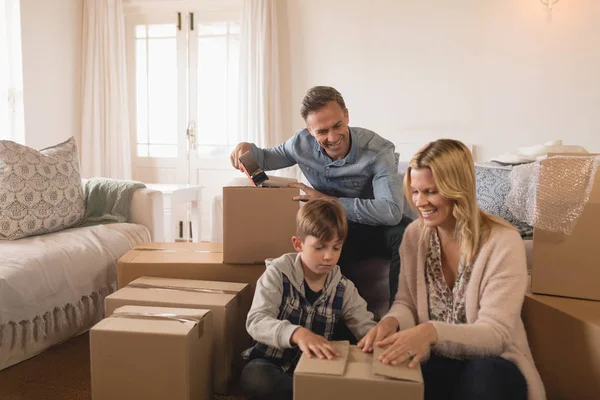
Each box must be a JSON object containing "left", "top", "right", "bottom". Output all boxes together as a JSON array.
[
  {"left": 288, "top": 183, "right": 336, "bottom": 202},
  {"left": 357, "top": 317, "right": 398, "bottom": 353},
  {"left": 230, "top": 142, "right": 253, "bottom": 170},
  {"left": 290, "top": 327, "right": 339, "bottom": 360}
]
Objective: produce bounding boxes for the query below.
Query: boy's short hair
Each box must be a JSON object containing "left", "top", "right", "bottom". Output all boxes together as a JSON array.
[{"left": 296, "top": 199, "right": 348, "bottom": 242}]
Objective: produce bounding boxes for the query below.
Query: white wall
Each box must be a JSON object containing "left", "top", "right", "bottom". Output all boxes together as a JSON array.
[
  {"left": 20, "top": 0, "right": 82, "bottom": 150},
  {"left": 18, "top": 0, "right": 599, "bottom": 161},
  {"left": 279, "top": 0, "right": 600, "bottom": 161}
]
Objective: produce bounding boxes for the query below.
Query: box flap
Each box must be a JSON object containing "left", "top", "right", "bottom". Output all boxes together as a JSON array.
[
  {"left": 129, "top": 276, "right": 247, "bottom": 296},
  {"left": 526, "top": 294, "right": 600, "bottom": 327},
  {"left": 372, "top": 347, "right": 424, "bottom": 383},
  {"left": 134, "top": 242, "right": 223, "bottom": 253},
  {"left": 295, "top": 341, "right": 350, "bottom": 376},
  {"left": 225, "top": 175, "right": 297, "bottom": 188},
  {"left": 128, "top": 248, "right": 224, "bottom": 264},
  {"left": 102, "top": 305, "right": 211, "bottom": 337},
  {"left": 262, "top": 176, "right": 298, "bottom": 188}
]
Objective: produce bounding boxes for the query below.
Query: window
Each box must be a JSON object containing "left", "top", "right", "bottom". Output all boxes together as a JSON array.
[
  {"left": 135, "top": 23, "right": 178, "bottom": 158},
  {"left": 195, "top": 21, "right": 240, "bottom": 157},
  {"left": 130, "top": 13, "right": 240, "bottom": 159},
  {"left": 0, "top": 0, "right": 25, "bottom": 143}
]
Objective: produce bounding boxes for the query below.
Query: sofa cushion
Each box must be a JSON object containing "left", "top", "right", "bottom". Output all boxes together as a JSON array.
[{"left": 0, "top": 137, "right": 85, "bottom": 240}]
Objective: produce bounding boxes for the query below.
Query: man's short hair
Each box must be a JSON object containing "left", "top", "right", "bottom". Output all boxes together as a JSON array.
[
  {"left": 300, "top": 86, "right": 347, "bottom": 121},
  {"left": 296, "top": 199, "right": 348, "bottom": 242}
]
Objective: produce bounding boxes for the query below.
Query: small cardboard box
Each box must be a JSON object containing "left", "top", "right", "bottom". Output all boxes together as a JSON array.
[
  {"left": 294, "top": 341, "right": 424, "bottom": 400},
  {"left": 105, "top": 276, "right": 248, "bottom": 394},
  {"left": 90, "top": 305, "right": 213, "bottom": 400},
  {"left": 222, "top": 185, "right": 299, "bottom": 264},
  {"left": 531, "top": 155, "right": 600, "bottom": 301},
  {"left": 522, "top": 294, "right": 600, "bottom": 400}
]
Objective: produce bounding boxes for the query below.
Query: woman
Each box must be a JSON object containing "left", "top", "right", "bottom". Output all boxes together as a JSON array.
[{"left": 357, "top": 139, "right": 545, "bottom": 400}]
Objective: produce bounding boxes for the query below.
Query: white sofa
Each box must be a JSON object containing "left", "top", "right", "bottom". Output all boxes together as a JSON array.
[{"left": 0, "top": 184, "right": 163, "bottom": 370}]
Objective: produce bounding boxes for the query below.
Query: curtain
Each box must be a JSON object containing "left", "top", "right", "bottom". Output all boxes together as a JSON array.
[
  {"left": 80, "top": 0, "right": 131, "bottom": 179},
  {"left": 238, "top": 0, "right": 300, "bottom": 179},
  {"left": 238, "top": 0, "right": 283, "bottom": 148},
  {"left": 0, "top": 0, "right": 25, "bottom": 143}
]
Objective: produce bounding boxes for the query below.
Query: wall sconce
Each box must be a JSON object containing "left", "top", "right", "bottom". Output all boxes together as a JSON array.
[{"left": 540, "top": 0, "right": 559, "bottom": 10}]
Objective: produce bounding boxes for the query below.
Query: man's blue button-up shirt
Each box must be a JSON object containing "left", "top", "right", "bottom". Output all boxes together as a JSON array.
[{"left": 250, "top": 127, "right": 404, "bottom": 226}]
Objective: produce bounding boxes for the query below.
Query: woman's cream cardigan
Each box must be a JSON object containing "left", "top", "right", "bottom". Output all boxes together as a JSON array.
[{"left": 385, "top": 220, "right": 546, "bottom": 400}]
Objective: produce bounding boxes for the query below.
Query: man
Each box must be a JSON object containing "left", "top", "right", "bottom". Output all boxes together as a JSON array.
[{"left": 230, "top": 86, "right": 410, "bottom": 311}]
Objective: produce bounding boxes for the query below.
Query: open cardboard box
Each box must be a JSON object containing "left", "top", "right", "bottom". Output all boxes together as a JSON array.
[
  {"left": 222, "top": 175, "right": 300, "bottom": 264},
  {"left": 294, "top": 341, "right": 423, "bottom": 400}
]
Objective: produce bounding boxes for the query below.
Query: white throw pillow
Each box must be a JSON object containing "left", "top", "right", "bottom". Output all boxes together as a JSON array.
[{"left": 0, "top": 137, "right": 85, "bottom": 240}]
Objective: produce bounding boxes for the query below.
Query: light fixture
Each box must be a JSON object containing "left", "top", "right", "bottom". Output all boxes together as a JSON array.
[{"left": 540, "top": 0, "right": 559, "bottom": 10}]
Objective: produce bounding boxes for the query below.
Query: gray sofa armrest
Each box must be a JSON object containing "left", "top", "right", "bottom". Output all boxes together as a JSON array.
[{"left": 129, "top": 188, "right": 164, "bottom": 242}]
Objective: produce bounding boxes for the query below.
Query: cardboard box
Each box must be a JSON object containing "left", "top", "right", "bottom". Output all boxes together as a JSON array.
[
  {"left": 531, "top": 156, "right": 600, "bottom": 301},
  {"left": 522, "top": 294, "right": 600, "bottom": 400},
  {"left": 116, "top": 242, "right": 265, "bottom": 373},
  {"left": 105, "top": 276, "right": 248, "bottom": 394},
  {"left": 90, "top": 305, "right": 213, "bottom": 400},
  {"left": 116, "top": 241, "right": 264, "bottom": 345},
  {"left": 294, "top": 341, "right": 423, "bottom": 400},
  {"left": 117, "top": 242, "right": 265, "bottom": 291},
  {"left": 223, "top": 186, "right": 299, "bottom": 264}
]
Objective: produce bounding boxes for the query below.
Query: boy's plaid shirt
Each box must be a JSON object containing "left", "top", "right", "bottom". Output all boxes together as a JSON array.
[{"left": 242, "top": 274, "right": 347, "bottom": 372}]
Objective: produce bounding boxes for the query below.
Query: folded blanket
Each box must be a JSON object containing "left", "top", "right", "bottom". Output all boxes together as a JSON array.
[{"left": 78, "top": 178, "right": 146, "bottom": 227}]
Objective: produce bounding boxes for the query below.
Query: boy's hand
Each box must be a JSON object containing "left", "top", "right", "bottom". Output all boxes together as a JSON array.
[
  {"left": 357, "top": 317, "right": 398, "bottom": 353},
  {"left": 291, "top": 327, "right": 339, "bottom": 360}
]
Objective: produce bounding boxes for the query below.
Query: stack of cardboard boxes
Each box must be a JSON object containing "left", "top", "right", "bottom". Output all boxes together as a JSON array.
[
  {"left": 88, "top": 177, "right": 428, "bottom": 399},
  {"left": 89, "top": 182, "right": 300, "bottom": 399},
  {"left": 523, "top": 155, "right": 600, "bottom": 399}
]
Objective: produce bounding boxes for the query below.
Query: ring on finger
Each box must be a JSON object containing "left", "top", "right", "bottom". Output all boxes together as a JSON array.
[{"left": 406, "top": 350, "right": 414, "bottom": 359}]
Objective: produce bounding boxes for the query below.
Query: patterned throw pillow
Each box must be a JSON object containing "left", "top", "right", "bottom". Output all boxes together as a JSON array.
[
  {"left": 475, "top": 164, "right": 533, "bottom": 237},
  {"left": 0, "top": 137, "right": 85, "bottom": 240}
]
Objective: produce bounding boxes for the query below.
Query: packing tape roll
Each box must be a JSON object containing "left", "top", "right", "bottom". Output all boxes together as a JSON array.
[
  {"left": 128, "top": 281, "right": 240, "bottom": 296},
  {"left": 110, "top": 311, "right": 205, "bottom": 337}
]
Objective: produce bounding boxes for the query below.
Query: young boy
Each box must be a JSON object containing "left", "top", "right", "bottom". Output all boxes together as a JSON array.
[{"left": 240, "top": 199, "right": 376, "bottom": 400}]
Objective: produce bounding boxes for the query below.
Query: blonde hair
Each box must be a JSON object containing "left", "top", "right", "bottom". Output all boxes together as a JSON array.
[
  {"left": 404, "top": 139, "right": 513, "bottom": 265},
  {"left": 296, "top": 199, "right": 348, "bottom": 242}
]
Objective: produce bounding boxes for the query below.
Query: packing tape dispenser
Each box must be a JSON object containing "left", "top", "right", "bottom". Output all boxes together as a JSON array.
[{"left": 239, "top": 151, "right": 269, "bottom": 187}]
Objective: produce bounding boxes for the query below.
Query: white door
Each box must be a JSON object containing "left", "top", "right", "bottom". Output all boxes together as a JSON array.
[{"left": 125, "top": 3, "right": 242, "bottom": 240}]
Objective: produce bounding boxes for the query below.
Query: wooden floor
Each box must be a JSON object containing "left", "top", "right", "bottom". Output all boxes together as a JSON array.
[{"left": 0, "top": 332, "right": 245, "bottom": 400}]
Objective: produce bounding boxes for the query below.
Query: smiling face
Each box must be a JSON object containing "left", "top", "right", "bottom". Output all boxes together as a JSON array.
[
  {"left": 292, "top": 235, "right": 343, "bottom": 278},
  {"left": 409, "top": 168, "right": 456, "bottom": 231},
  {"left": 305, "top": 101, "right": 351, "bottom": 161}
]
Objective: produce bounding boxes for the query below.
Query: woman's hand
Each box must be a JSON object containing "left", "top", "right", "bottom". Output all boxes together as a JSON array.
[
  {"left": 291, "top": 327, "right": 339, "bottom": 360},
  {"left": 377, "top": 322, "right": 438, "bottom": 368},
  {"left": 357, "top": 317, "right": 399, "bottom": 353}
]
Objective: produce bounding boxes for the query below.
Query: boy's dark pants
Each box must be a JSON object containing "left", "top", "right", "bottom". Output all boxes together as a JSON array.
[
  {"left": 421, "top": 354, "right": 527, "bottom": 400},
  {"left": 240, "top": 358, "right": 293, "bottom": 400},
  {"left": 338, "top": 217, "right": 411, "bottom": 307}
]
